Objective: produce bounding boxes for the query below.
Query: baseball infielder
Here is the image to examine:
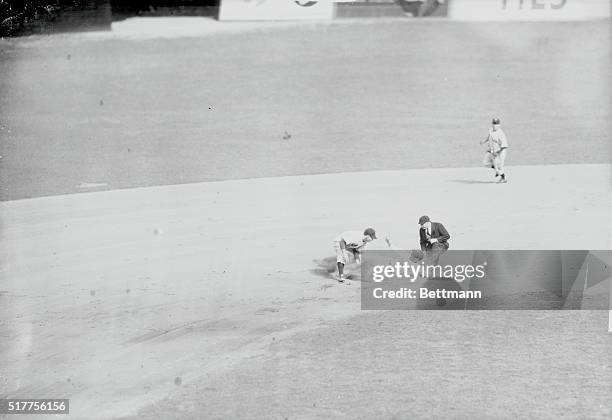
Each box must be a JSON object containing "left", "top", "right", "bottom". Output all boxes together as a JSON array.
[
  {"left": 480, "top": 117, "right": 509, "bottom": 183},
  {"left": 332, "top": 228, "right": 377, "bottom": 282}
]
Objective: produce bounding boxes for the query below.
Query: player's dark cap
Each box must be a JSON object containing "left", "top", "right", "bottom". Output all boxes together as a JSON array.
[
  {"left": 418, "top": 215, "right": 430, "bottom": 225},
  {"left": 363, "top": 228, "right": 377, "bottom": 239},
  {"left": 492, "top": 118, "right": 501, "bottom": 125}
]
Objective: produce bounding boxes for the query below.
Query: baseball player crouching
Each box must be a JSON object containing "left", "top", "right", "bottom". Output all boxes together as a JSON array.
[
  {"left": 480, "top": 117, "right": 509, "bottom": 183},
  {"left": 332, "top": 228, "right": 377, "bottom": 282}
]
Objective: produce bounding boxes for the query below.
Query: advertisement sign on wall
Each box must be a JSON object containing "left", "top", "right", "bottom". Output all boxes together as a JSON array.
[
  {"left": 448, "top": 0, "right": 611, "bottom": 21},
  {"left": 219, "top": 0, "right": 335, "bottom": 20}
]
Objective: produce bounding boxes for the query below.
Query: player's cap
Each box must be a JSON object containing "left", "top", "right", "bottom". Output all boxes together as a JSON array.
[
  {"left": 363, "top": 228, "right": 377, "bottom": 239},
  {"left": 418, "top": 215, "right": 430, "bottom": 225},
  {"left": 492, "top": 118, "right": 501, "bottom": 125}
]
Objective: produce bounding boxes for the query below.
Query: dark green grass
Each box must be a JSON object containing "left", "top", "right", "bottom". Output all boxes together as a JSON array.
[{"left": 0, "top": 20, "right": 609, "bottom": 200}]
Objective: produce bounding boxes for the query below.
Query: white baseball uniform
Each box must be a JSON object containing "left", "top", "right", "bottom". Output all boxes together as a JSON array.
[
  {"left": 333, "top": 231, "right": 366, "bottom": 265},
  {"left": 482, "top": 127, "right": 508, "bottom": 175}
]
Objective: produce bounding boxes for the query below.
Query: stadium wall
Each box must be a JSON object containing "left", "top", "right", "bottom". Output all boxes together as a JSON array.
[
  {"left": 448, "top": 0, "right": 611, "bottom": 20},
  {"left": 218, "top": 0, "right": 609, "bottom": 21},
  {"left": 336, "top": 0, "right": 448, "bottom": 18},
  {"left": 217, "top": 0, "right": 448, "bottom": 20}
]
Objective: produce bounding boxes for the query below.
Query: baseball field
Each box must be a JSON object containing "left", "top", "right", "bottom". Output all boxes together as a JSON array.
[{"left": 0, "top": 17, "right": 611, "bottom": 419}]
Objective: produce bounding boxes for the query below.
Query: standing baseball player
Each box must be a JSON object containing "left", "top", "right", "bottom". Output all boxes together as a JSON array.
[
  {"left": 480, "top": 117, "right": 509, "bottom": 183},
  {"left": 332, "top": 228, "right": 377, "bottom": 282}
]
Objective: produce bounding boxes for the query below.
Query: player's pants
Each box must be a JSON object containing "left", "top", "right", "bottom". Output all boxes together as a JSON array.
[
  {"left": 483, "top": 149, "right": 507, "bottom": 175},
  {"left": 496, "top": 148, "right": 507, "bottom": 175},
  {"left": 333, "top": 241, "right": 356, "bottom": 265}
]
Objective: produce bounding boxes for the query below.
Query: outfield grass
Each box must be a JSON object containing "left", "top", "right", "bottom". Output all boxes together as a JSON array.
[
  {"left": 133, "top": 311, "right": 612, "bottom": 420},
  {"left": 0, "top": 20, "right": 609, "bottom": 200}
]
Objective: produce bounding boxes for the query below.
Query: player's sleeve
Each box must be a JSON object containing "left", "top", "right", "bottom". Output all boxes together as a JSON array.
[
  {"left": 485, "top": 130, "right": 494, "bottom": 151},
  {"left": 500, "top": 131, "right": 508, "bottom": 148},
  {"left": 437, "top": 224, "right": 450, "bottom": 242},
  {"left": 482, "top": 131, "right": 490, "bottom": 145}
]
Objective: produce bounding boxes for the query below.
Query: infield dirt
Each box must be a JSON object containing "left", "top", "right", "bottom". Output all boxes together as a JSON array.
[{"left": 1, "top": 163, "right": 611, "bottom": 419}]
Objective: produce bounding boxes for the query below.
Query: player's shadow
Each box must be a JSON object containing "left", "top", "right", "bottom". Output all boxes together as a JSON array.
[
  {"left": 311, "top": 257, "right": 337, "bottom": 278},
  {"left": 311, "top": 250, "right": 426, "bottom": 281},
  {"left": 450, "top": 179, "right": 497, "bottom": 184},
  {"left": 311, "top": 256, "right": 362, "bottom": 281}
]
